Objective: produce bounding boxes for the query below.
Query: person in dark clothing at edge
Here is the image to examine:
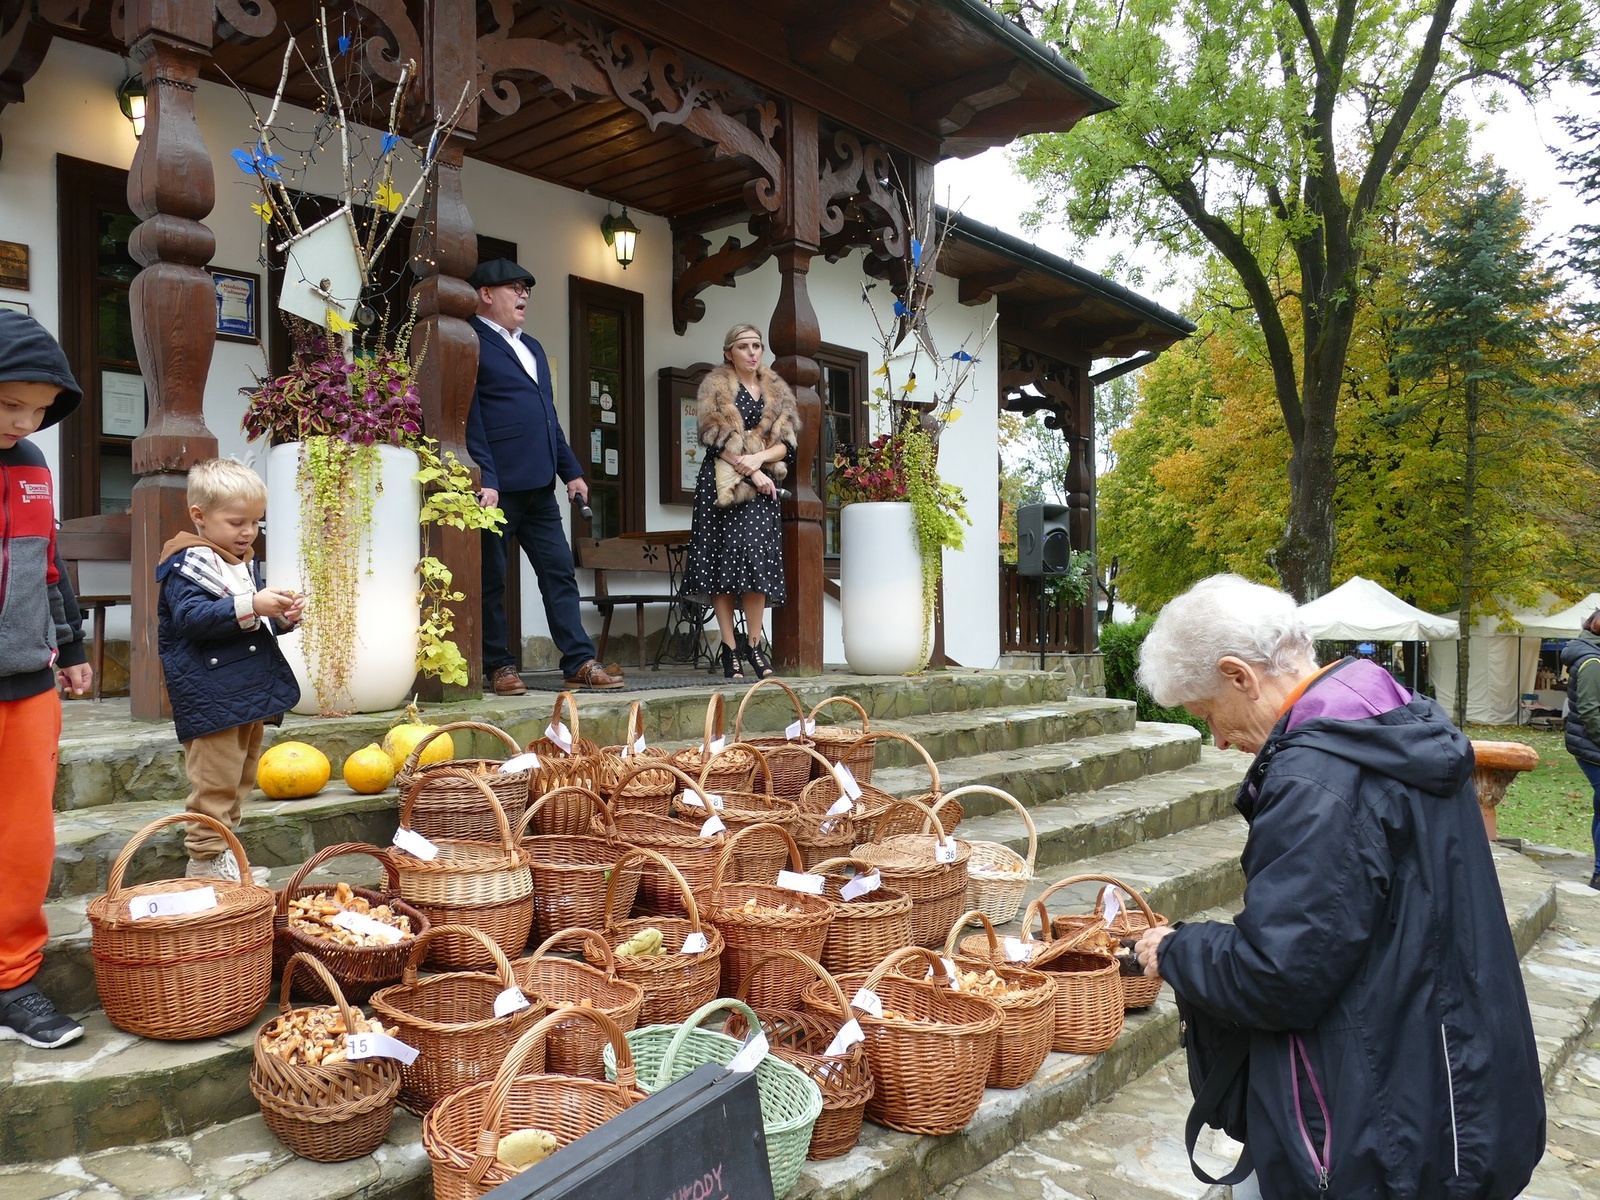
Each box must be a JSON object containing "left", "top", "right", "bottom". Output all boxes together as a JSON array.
[
  {"left": 1561, "top": 607, "right": 1600, "bottom": 889},
  {"left": 1133, "top": 574, "right": 1544, "bottom": 1200}
]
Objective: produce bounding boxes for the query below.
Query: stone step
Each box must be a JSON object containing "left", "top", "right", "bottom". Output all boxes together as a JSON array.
[{"left": 55, "top": 669, "right": 1104, "bottom": 813}]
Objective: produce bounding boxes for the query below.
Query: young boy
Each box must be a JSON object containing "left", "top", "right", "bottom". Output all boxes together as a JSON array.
[
  {"left": 0, "top": 309, "right": 92, "bottom": 1049},
  {"left": 157, "top": 458, "right": 303, "bottom": 883}
]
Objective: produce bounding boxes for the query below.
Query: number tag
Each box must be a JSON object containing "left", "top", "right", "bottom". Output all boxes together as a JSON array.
[
  {"left": 831, "top": 761, "right": 863, "bottom": 801},
  {"left": 130, "top": 886, "right": 217, "bottom": 921},
  {"left": 330, "top": 910, "right": 404, "bottom": 944},
  {"left": 727, "top": 1029, "right": 768, "bottom": 1073},
  {"left": 776, "top": 870, "right": 826, "bottom": 895},
  {"left": 707, "top": 736, "right": 726, "bottom": 756},
  {"left": 938, "top": 956, "right": 959, "bottom": 987},
  {"left": 1004, "top": 936, "right": 1034, "bottom": 962},
  {"left": 823, "top": 1018, "right": 865, "bottom": 1057},
  {"left": 681, "top": 931, "right": 709, "bottom": 955},
  {"left": 680, "top": 791, "right": 725, "bottom": 810},
  {"left": 699, "top": 814, "right": 727, "bottom": 837},
  {"left": 850, "top": 987, "right": 884, "bottom": 1018},
  {"left": 498, "top": 752, "right": 541, "bottom": 774},
  {"left": 933, "top": 839, "right": 958, "bottom": 864},
  {"left": 494, "top": 987, "right": 531, "bottom": 1018},
  {"left": 392, "top": 828, "right": 439, "bottom": 860},
  {"left": 1101, "top": 886, "right": 1123, "bottom": 926},
  {"left": 785, "top": 719, "right": 817, "bottom": 741},
  {"left": 346, "top": 1030, "right": 420, "bottom": 1065},
  {"left": 545, "top": 721, "right": 574, "bottom": 754},
  {"left": 825, "top": 796, "right": 853, "bottom": 818},
  {"left": 633, "top": 735, "right": 647, "bottom": 754},
  {"left": 839, "top": 871, "right": 881, "bottom": 901}
]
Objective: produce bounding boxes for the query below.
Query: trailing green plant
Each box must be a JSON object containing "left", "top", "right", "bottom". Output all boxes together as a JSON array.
[
  {"left": 413, "top": 439, "right": 506, "bottom": 687},
  {"left": 1100, "top": 615, "right": 1208, "bottom": 733},
  {"left": 1043, "top": 551, "right": 1094, "bottom": 610}
]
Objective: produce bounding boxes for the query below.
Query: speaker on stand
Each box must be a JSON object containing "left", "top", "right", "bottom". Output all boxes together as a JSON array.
[{"left": 1016, "top": 503, "right": 1072, "bottom": 670}]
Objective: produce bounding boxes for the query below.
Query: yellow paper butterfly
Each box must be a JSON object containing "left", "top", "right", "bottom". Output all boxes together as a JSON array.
[
  {"left": 325, "top": 308, "right": 357, "bottom": 333},
  {"left": 375, "top": 181, "right": 403, "bottom": 213},
  {"left": 251, "top": 201, "right": 274, "bottom": 223}
]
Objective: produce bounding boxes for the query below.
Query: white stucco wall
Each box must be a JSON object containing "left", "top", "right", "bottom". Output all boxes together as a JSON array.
[{"left": 1, "top": 36, "right": 1003, "bottom": 668}]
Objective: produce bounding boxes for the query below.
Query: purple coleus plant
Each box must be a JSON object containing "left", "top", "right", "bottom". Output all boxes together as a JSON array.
[{"left": 242, "top": 330, "right": 423, "bottom": 447}]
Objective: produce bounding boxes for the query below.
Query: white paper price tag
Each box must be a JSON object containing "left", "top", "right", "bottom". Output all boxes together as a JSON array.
[
  {"left": 825, "top": 796, "right": 853, "bottom": 818},
  {"left": 850, "top": 987, "right": 884, "bottom": 1018},
  {"left": 699, "top": 814, "right": 727, "bottom": 837},
  {"left": 702, "top": 792, "right": 725, "bottom": 810},
  {"left": 707, "top": 736, "right": 726, "bottom": 755},
  {"left": 939, "top": 956, "right": 959, "bottom": 987},
  {"left": 785, "top": 719, "right": 818, "bottom": 741},
  {"left": 346, "top": 1030, "right": 420, "bottom": 1065},
  {"left": 633, "top": 735, "right": 647, "bottom": 754},
  {"left": 839, "top": 871, "right": 881, "bottom": 901},
  {"left": 494, "top": 987, "right": 532, "bottom": 1018},
  {"left": 545, "top": 721, "right": 574, "bottom": 754},
  {"left": 776, "top": 870, "right": 826, "bottom": 895},
  {"left": 831, "top": 761, "right": 863, "bottom": 801},
  {"left": 129, "top": 886, "right": 217, "bottom": 921},
  {"left": 823, "top": 1017, "right": 865, "bottom": 1057},
  {"left": 498, "top": 752, "right": 541, "bottom": 774},
  {"left": 330, "top": 910, "right": 404, "bottom": 944},
  {"left": 1101, "top": 886, "right": 1123, "bottom": 926},
  {"left": 392, "top": 827, "right": 439, "bottom": 860},
  {"left": 1003, "top": 936, "right": 1034, "bottom": 962},
  {"left": 727, "top": 1030, "right": 769, "bottom": 1073},
  {"left": 681, "top": 931, "right": 710, "bottom": 955},
  {"left": 933, "top": 839, "right": 959, "bottom": 864},
  {"left": 818, "top": 819, "right": 839, "bottom": 835}
]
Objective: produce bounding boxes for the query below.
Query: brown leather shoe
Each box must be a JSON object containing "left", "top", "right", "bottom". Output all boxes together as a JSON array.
[
  {"left": 565, "top": 659, "right": 625, "bottom": 690},
  {"left": 489, "top": 664, "right": 527, "bottom": 696}
]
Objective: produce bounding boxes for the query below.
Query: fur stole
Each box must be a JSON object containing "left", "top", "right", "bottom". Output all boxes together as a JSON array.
[{"left": 697, "top": 365, "right": 800, "bottom": 507}]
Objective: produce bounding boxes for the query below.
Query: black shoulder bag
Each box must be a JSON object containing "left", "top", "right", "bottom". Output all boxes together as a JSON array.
[{"left": 1176, "top": 988, "right": 1254, "bottom": 1186}]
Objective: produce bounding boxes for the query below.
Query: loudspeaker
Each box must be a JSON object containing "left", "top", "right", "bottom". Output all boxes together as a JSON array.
[{"left": 1017, "top": 503, "right": 1071, "bottom": 577}]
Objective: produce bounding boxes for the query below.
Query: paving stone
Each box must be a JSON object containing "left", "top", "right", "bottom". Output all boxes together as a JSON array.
[
  {"left": 0, "top": 1170, "right": 94, "bottom": 1200},
  {"left": 85, "top": 1148, "right": 195, "bottom": 1195}
]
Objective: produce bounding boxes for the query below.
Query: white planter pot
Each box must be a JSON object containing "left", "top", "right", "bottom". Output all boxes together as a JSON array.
[
  {"left": 839, "top": 501, "right": 930, "bottom": 674},
  {"left": 266, "top": 441, "right": 421, "bottom": 714}
]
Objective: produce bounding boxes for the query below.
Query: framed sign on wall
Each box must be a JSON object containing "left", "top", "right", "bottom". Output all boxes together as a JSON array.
[
  {"left": 657, "top": 362, "right": 714, "bottom": 507},
  {"left": 211, "top": 266, "right": 260, "bottom": 343}
]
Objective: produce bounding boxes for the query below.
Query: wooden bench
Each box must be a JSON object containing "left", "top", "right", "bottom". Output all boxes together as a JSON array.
[
  {"left": 57, "top": 512, "right": 133, "bottom": 701},
  {"left": 576, "top": 534, "right": 708, "bottom": 669}
]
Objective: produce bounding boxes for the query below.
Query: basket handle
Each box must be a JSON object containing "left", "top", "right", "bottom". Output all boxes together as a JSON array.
[
  {"left": 695, "top": 739, "right": 773, "bottom": 794},
  {"left": 940, "top": 785, "right": 1036, "bottom": 871},
  {"left": 624, "top": 700, "right": 644, "bottom": 749},
  {"left": 277, "top": 950, "right": 358, "bottom": 1026},
  {"left": 733, "top": 677, "right": 806, "bottom": 740},
  {"left": 516, "top": 786, "right": 605, "bottom": 840},
  {"left": 737, "top": 949, "right": 846, "bottom": 1018},
  {"left": 603, "top": 846, "right": 704, "bottom": 935},
  {"left": 401, "top": 720, "right": 521, "bottom": 774},
  {"left": 944, "top": 909, "right": 998, "bottom": 960},
  {"left": 469, "top": 1004, "right": 635, "bottom": 1185},
  {"left": 812, "top": 856, "right": 881, "bottom": 878},
  {"left": 277, "top": 842, "right": 400, "bottom": 917},
  {"left": 654, "top": 997, "right": 763, "bottom": 1091},
  {"left": 613, "top": 758, "right": 718, "bottom": 813},
  {"left": 550, "top": 690, "right": 584, "bottom": 745},
  {"left": 863, "top": 945, "right": 954, "bottom": 992},
  {"left": 708, "top": 821, "right": 805, "bottom": 892},
  {"left": 399, "top": 768, "right": 517, "bottom": 854},
  {"left": 700, "top": 691, "right": 727, "bottom": 755},
  {"left": 400, "top": 923, "right": 518, "bottom": 990},
  {"left": 847, "top": 731, "right": 939, "bottom": 799},
  {"left": 524, "top": 926, "right": 618, "bottom": 982},
  {"left": 1031, "top": 873, "right": 1158, "bottom": 928},
  {"left": 862, "top": 795, "right": 950, "bottom": 847},
  {"left": 104, "top": 813, "right": 257, "bottom": 899},
  {"left": 806, "top": 694, "right": 870, "bottom": 731}
]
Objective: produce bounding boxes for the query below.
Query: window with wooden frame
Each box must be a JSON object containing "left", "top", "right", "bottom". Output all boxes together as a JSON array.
[
  {"left": 814, "top": 342, "right": 868, "bottom": 572},
  {"left": 567, "top": 277, "right": 645, "bottom": 543}
]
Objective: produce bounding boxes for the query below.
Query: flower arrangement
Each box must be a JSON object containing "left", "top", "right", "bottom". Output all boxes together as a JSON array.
[{"left": 242, "top": 327, "right": 423, "bottom": 446}]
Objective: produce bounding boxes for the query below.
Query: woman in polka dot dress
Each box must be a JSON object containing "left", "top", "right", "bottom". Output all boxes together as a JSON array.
[{"left": 683, "top": 323, "right": 800, "bottom": 679}]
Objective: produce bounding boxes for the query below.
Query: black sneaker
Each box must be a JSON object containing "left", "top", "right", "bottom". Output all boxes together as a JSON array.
[
  {"left": 1590, "top": 870, "right": 1600, "bottom": 892},
  {"left": 0, "top": 983, "right": 84, "bottom": 1049}
]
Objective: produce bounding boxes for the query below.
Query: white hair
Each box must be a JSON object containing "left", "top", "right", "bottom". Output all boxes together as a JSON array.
[{"left": 1137, "top": 574, "right": 1317, "bottom": 707}]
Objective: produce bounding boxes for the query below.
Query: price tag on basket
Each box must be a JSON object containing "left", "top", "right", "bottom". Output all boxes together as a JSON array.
[
  {"left": 850, "top": 987, "right": 884, "bottom": 1018},
  {"left": 1100, "top": 886, "right": 1123, "bottom": 926},
  {"left": 545, "top": 721, "right": 574, "bottom": 754},
  {"left": 498, "top": 752, "right": 540, "bottom": 774},
  {"left": 1003, "top": 936, "right": 1034, "bottom": 962},
  {"left": 776, "top": 870, "right": 826, "bottom": 895},
  {"left": 681, "top": 931, "right": 710, "bottom": 954},
  {"left": 392, "top": 828, "right": 439, "bottom": 860},
  {"left": 633, "top": 735, "right": 647, "bottom": 754},
  {"left": 933, "top": 838, "right": 959, "bottom": 864},
  {"left": 825, "top": 796, "right": 853, "bottom": 818},
  {"left": 727, "top": 1029, "right": 769, "bottom": 1073},
  {"left": 831, "top": 761, "right": 863, "bottom": 801},
  {"left": 704, "top": 736, "right": 726, "bottom": 756},
  {"left": 839, "top": 871, "right": 881, "bottom": 901},
  {"left": 494, "top": 986, "right": 532, "bottom": 1018},
  {"left": 346, "top": 1030, "right": 420, "bottom": 1065},
  {"left": 823, "top": 1018, "right": 864, "bottom": 1057},
  {"left": 699, "top": 814, "right": 727, "bottom": 837},
  {"left": 680, "top": 791, "right": 725, "bottom": 810},
  {"left": 129, "top": 886, "right": 218, "bottom": 921},
  {"left": 938, "top": 956, "right": 961, "bottom": 989},
  {"left": 330, "top": 910, "right": 404, "bottom": 944},
  {"left": 784, "top": 718, "right": 817, "bottom": 741}
]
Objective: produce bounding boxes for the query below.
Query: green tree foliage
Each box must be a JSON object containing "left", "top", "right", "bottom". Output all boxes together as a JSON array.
[
  {"left": 1100, "top": 616, "right": 1208, "bottom": 731},
  {"left": 1554, "top": 63, "right": 1600, "bottom": 321},
  {"left": 1004, "top": 0, "right": 1595, "bottom": 600}
]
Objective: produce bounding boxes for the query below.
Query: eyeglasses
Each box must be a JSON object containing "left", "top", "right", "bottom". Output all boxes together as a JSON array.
[{"left": 503, "top": 282, "right": 531, "bottom": 298}]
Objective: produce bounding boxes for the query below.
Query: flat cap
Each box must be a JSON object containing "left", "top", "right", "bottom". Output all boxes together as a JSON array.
[{"left": 467, "top": 258, "right": 536, "bottom": 290}]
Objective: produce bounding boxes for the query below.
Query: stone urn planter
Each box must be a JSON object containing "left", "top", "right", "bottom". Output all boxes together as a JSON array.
[
  {"left": 1468, "top": 740, "right": 1539, "bottom": 840},
  {"left": 839, "top": 501, "right": 930, "bottom": 675}
]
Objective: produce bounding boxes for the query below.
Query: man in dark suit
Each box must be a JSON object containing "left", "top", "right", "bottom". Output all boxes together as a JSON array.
[{"left": 466, "top": 258, "right": 623, "bottom": 693}]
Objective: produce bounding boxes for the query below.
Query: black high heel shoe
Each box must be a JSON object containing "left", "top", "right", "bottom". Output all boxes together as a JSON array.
[
  {"left": 719, "top": 642, "right": 744, "bottom": 680},
  {"left": 741, "top": 634, "right": 775, "bottom": 679}
]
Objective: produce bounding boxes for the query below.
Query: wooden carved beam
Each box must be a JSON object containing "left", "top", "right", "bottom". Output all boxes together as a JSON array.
[
  {"left": 816, "top": 129, "right": 906, "bottom": 274},
  {"left": 671, "top": 226, "right": 774, "bottom": 335},
  {"left": 1083, "top": 320, "right": 1151, "bottom": 356},
  {"left": 999, "top": 342, "right": 1077, "bottom": 433},
  {"left": 791, "top": 0, "right": 920, "bottom": 67},
  {"left": 1012, "top": 294, "right": 1087, "bottom": 330},
  {"left": 958, "top": 267, "right": 1023, "bottom": 306},
  {"left": 911, "top": 64, "right": 1029, "bottom": 135}
]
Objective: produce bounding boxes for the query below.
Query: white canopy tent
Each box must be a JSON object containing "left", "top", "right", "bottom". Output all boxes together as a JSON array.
[
  {"left": 1297, "top": 576, "right": 1460, "bottom": 641},
  {"left": 1429, "top": 595, "right": 1586, "bottom": 724}
]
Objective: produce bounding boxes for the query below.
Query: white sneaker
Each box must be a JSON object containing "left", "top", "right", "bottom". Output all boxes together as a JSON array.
[{"left": 185, "top": 849, "right": 242, "bottom": 883}]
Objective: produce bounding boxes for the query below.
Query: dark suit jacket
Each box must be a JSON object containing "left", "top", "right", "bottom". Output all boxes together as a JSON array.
[{"left": 466, "top": 315, "right": 584, "bottom": 492}]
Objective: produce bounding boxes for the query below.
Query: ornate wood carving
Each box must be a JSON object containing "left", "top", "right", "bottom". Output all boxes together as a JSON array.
[
  {"left": 352, "top": 0, "right": 422, "bottom": 88},
  {"left": 671, "top": 224, "right": 773, "bottom": 336},
  {"left": 792, "top": 0, "right": 920, "bottom": 67},
  {"left": 214, "top": 0, "right": 277, "bottom": 43},
  {"left": 816, "top": 129, "right": 906, "bottom": 274},
  {"left": 958, "top": 267, "right": 1023, "bottom": 306},
  {"left": 999, "top": 342, "right": 1077, "bottom": 432}
]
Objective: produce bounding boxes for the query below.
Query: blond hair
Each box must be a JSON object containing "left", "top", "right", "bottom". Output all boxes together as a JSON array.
[
  {"left": 722, "top": 323, "right": 764, "bottom": 357},
  {"left": 187, "top": 458, "right": 267, "bottom": 513}
]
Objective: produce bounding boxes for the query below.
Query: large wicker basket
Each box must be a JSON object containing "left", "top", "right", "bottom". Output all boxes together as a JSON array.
[
  {"left": 1039, "top": 873, "right": 1165, "bottom": 1010},
  {"left": 511, "top": 928, "right": 645, "bottom": 1078},
  {"left": 810, "top": 857, "right": 916, "bottom": 974},
  {"left": 273, "top": 842, "right": 429, "bottom": 1003},
  {"left": 596, "top": 700, "right": 677, "bottom": 817},
  {"left": 733, "top": 678, "right": 818, "bottom": 802},
  {"left": 939, "top": 910, "right": 1057, "bottom": 1089},
  {"left": 518, "top": 789, "right": 642, "bottom": 941},
  {"left": 368, "top": 924, "right": 546, "bottom": 1114},
  {"left": 593, "top": 760, "right": 733, "bottom": 913},
  {"left": 676, "top": 741, "right": 800, "bottom": 835},
  {"left": 1016, "top": 899, "right": 1124, "bottom": 1054},
  {"left": 787, "top": 744, "right": 864, "bottom": 868},
  {"left": 392, "top": 770, "right": 535, "bottom": 969},
  {"left": 422, "top": 1006, "right": 645, "bottom": 1200},
  {"left": 669, "top": 692, "right": 756, "bottom": 792},
  {"left": 806, "top": 695, "right": 876, "bottom": 784},
  {"left": 394, "top": 721, "right": 531, "bottom": 844},
  {"left": 250, "top": 953, "right": 402, "bottom": 1161},
  {"left": 87, "top": 813, "right": 274, "bottom": 1040},
  {"left": 851, "top": 797, "right": 971, "bottom": 948},
  {"left": 943, "top": 784, "right": 1037, "bottom": 927},
  {"left": 522, "top": 692, "right": 603, "bottom": 832}
]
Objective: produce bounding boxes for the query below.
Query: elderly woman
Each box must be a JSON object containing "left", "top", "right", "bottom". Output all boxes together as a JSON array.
[{"left": 1133, "top": 575, "right": 1543, "bottom": 1200}]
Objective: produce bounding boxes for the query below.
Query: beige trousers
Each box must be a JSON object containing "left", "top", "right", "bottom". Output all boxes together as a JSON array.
[{"left": 182, "top": 722, "right": 265, "bottom": 858}]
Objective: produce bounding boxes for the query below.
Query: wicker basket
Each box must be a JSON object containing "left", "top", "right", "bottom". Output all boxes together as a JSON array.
[
  {"left": 670, "top": 692, "right": 756, "bottom": 792},
  {"left": 423, "top": 1006, "right": 644, "bottom": 1200},
  {"left": 511, "top": 928, "right": 645, "bottom": 1078},
  {"left": 806, "top": 696, "right": 876, "bottom": 784},
  {"left": 723, "top": 950, "right": 873, "bottom": 1160},
  {"left": 694, "top": 823, "right": 835, "bottom": 1008},
  {"left": 603, "top": 998, "right": 823, "bottom": 1198},
  {"left": 799, "top": 773, "right": 898, "bottom": 843},
  {"left": 522, "top": 692, "right": 603, "bottom": 832},
  {"left": 800, "top": 946, "right": 1002, "bottom": 1137},
  {"left": 1017, "top": 899, "right": 1124, "bottom": 1054},
  {"left": 939, "top": 911, "right": 1057, "bottom": 1089},
  {"left": 582, "top": 846, "right": 726, "bottom": 1026},
  {"left": 810, "top": 857, "right": 916, "bottom": 974},
  {"left": 675, "top": 741, "right": 800, "bottom": 836},
  {"left": 851, "top": 797, "right": 971, "bottom": 948},
  {"left": 87, "top": 813, "right": 274, "bottom": 1040},
  {"left": 596, "top": 700, "right": 677, "bottom": 817},
  {"left": 733, "top": 678, "right": 818, "bottom": 802},
  {"left": 273, "top": 842, "right": 429, "bottom": 1003},
  {"left": 368, "top": 924, "right": 546, "bottom": 1114},
  {"left": 787, "top": 742, "right": 865, "bottom": 868},
  {"left": 250, "top": 953, "right": 402, "bottom": 1161},
  {"left": 1039, "top": 873, "right": 1165, "bottom": 1010},
  {"left": 392, "top": 771, "right": 534, "bottom": 969},
  {"left": 517, "top": 790, "right": 642, "bottom": 942},
  {"left": 394, "top": 721, "right": 531, "bottom": 844},
  {"left": 594, "top": 760, "right": 730, "bottom": 913},
  {"left": 943, "top": 785, "right": 1037, "bottom": 927}
]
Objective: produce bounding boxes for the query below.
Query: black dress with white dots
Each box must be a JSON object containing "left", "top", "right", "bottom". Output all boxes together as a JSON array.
[{"left": 682, "top": 383, "right": 789, "bottom": 604}]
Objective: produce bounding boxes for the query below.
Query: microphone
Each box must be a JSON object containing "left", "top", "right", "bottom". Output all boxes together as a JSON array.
[
  {"left": 776, "top": 487, "right": 794, "bottom": 502},
  {"left": 574, "top": 497, "right": 594, "bottom": 521}
]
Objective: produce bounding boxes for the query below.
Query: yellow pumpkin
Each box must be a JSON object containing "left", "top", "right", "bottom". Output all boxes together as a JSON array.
[
  {"left": 342, "top": 743, "right": 396, "bottom": 795},
  {"left": 382, "top": 703, "right": 454, "bottom": 771},
  {"left": 258, "top": 741, "right": 331, "bottom": 800}
]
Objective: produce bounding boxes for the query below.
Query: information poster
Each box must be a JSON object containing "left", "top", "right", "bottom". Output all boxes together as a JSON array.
[
  {"left": 101, "top": 370, "right": 147, "bottom": 438},
  {"left": 680, "top": 399, "right": 705, "bottom": 492}
]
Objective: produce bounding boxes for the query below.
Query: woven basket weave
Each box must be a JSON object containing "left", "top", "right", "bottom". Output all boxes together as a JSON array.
[
  {"left": 670, "top": 692, "right": 756, "bottom": 792},
  {"left": 594, "top": 761, "right": 735, "bottom": 913},
  {"left": 806, "top": 696, "right": 876, "bottom": 784},
  {"left": 733, "top": 678, "right": 818, "bottom": 802},
  {"left": 522, "top": 692, "right": 603, "bottom": 833},
  {"left": 394, "top": 721, "right": 531, "bottom": 844},
  {"left": 1039, "top": 873, "right": 1165, "bottom": 1010},
  {"left": 595, "top": 700, "right": 677, "bottom": 816},
  {"left": 938, "top": 910, "right": 1057, "bottom": 1089},
  {"left": 1015, "top": 899, "right": 1124, "bottom": 1053},
  {"left": 810, "top": 856, "right": 915, "bottom": 974},
  {"left": 517, "top": 789, "right": 642, "bottom": 941},
  {"left": 851, "top": 797, "right": 971, "bottom": 948},
  {"left": 943, "top": 784, "right": 1037, "bottom": 927},
  {"left": 511, "top": 928, "right": 645, "bottom": 1078}
]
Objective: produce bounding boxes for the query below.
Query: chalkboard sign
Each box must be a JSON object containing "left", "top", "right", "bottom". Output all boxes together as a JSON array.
[{"left": 484, "top": 1064, "right": 773, "bottom": 1200}]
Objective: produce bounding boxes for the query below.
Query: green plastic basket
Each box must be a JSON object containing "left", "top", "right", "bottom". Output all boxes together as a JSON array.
[{"left": 603, "top": 997, "right": 822, "bottom": 1197}]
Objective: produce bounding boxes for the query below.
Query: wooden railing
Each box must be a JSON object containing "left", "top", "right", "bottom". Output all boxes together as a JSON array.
[{"left": 999, "top": 561, "right": 1086, "bottom": 653}]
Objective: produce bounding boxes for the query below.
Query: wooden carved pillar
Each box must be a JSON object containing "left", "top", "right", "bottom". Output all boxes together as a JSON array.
[
  {"left": 1067, "top": 367, "right": 1095, "bottom": 651},
  {"left": 123, "top": 1, "right": 219, "bottom": 719},
  {"left": 769, "top": 101, "right": 824, "bottom": 674},
  {"left": 409, "top": 0, "right": 481, "bottom": 700}
]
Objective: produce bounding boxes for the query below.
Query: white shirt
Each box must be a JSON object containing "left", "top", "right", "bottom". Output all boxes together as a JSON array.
[{"left": 480, "top": 316, "right": 539, "bottom": 384}]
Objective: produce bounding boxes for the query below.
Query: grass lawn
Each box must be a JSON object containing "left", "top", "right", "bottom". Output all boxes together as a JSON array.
[{"left": 1470, "top": 723, "right": 1595, "bottom": 857}]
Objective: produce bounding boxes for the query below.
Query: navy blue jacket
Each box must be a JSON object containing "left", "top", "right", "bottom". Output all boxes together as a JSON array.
[
  {"left": 1158, "top": 660, "right": 1543, "bottom": 1199},
  {"left": 465, "top": 316, "right": 583, "bottom": 493},
  {"left": 1561, "top": 631, "right": 1600, "bottom": 765},
  {"left": 157, "top": 547, "right": 300, "bottom": 743}
]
